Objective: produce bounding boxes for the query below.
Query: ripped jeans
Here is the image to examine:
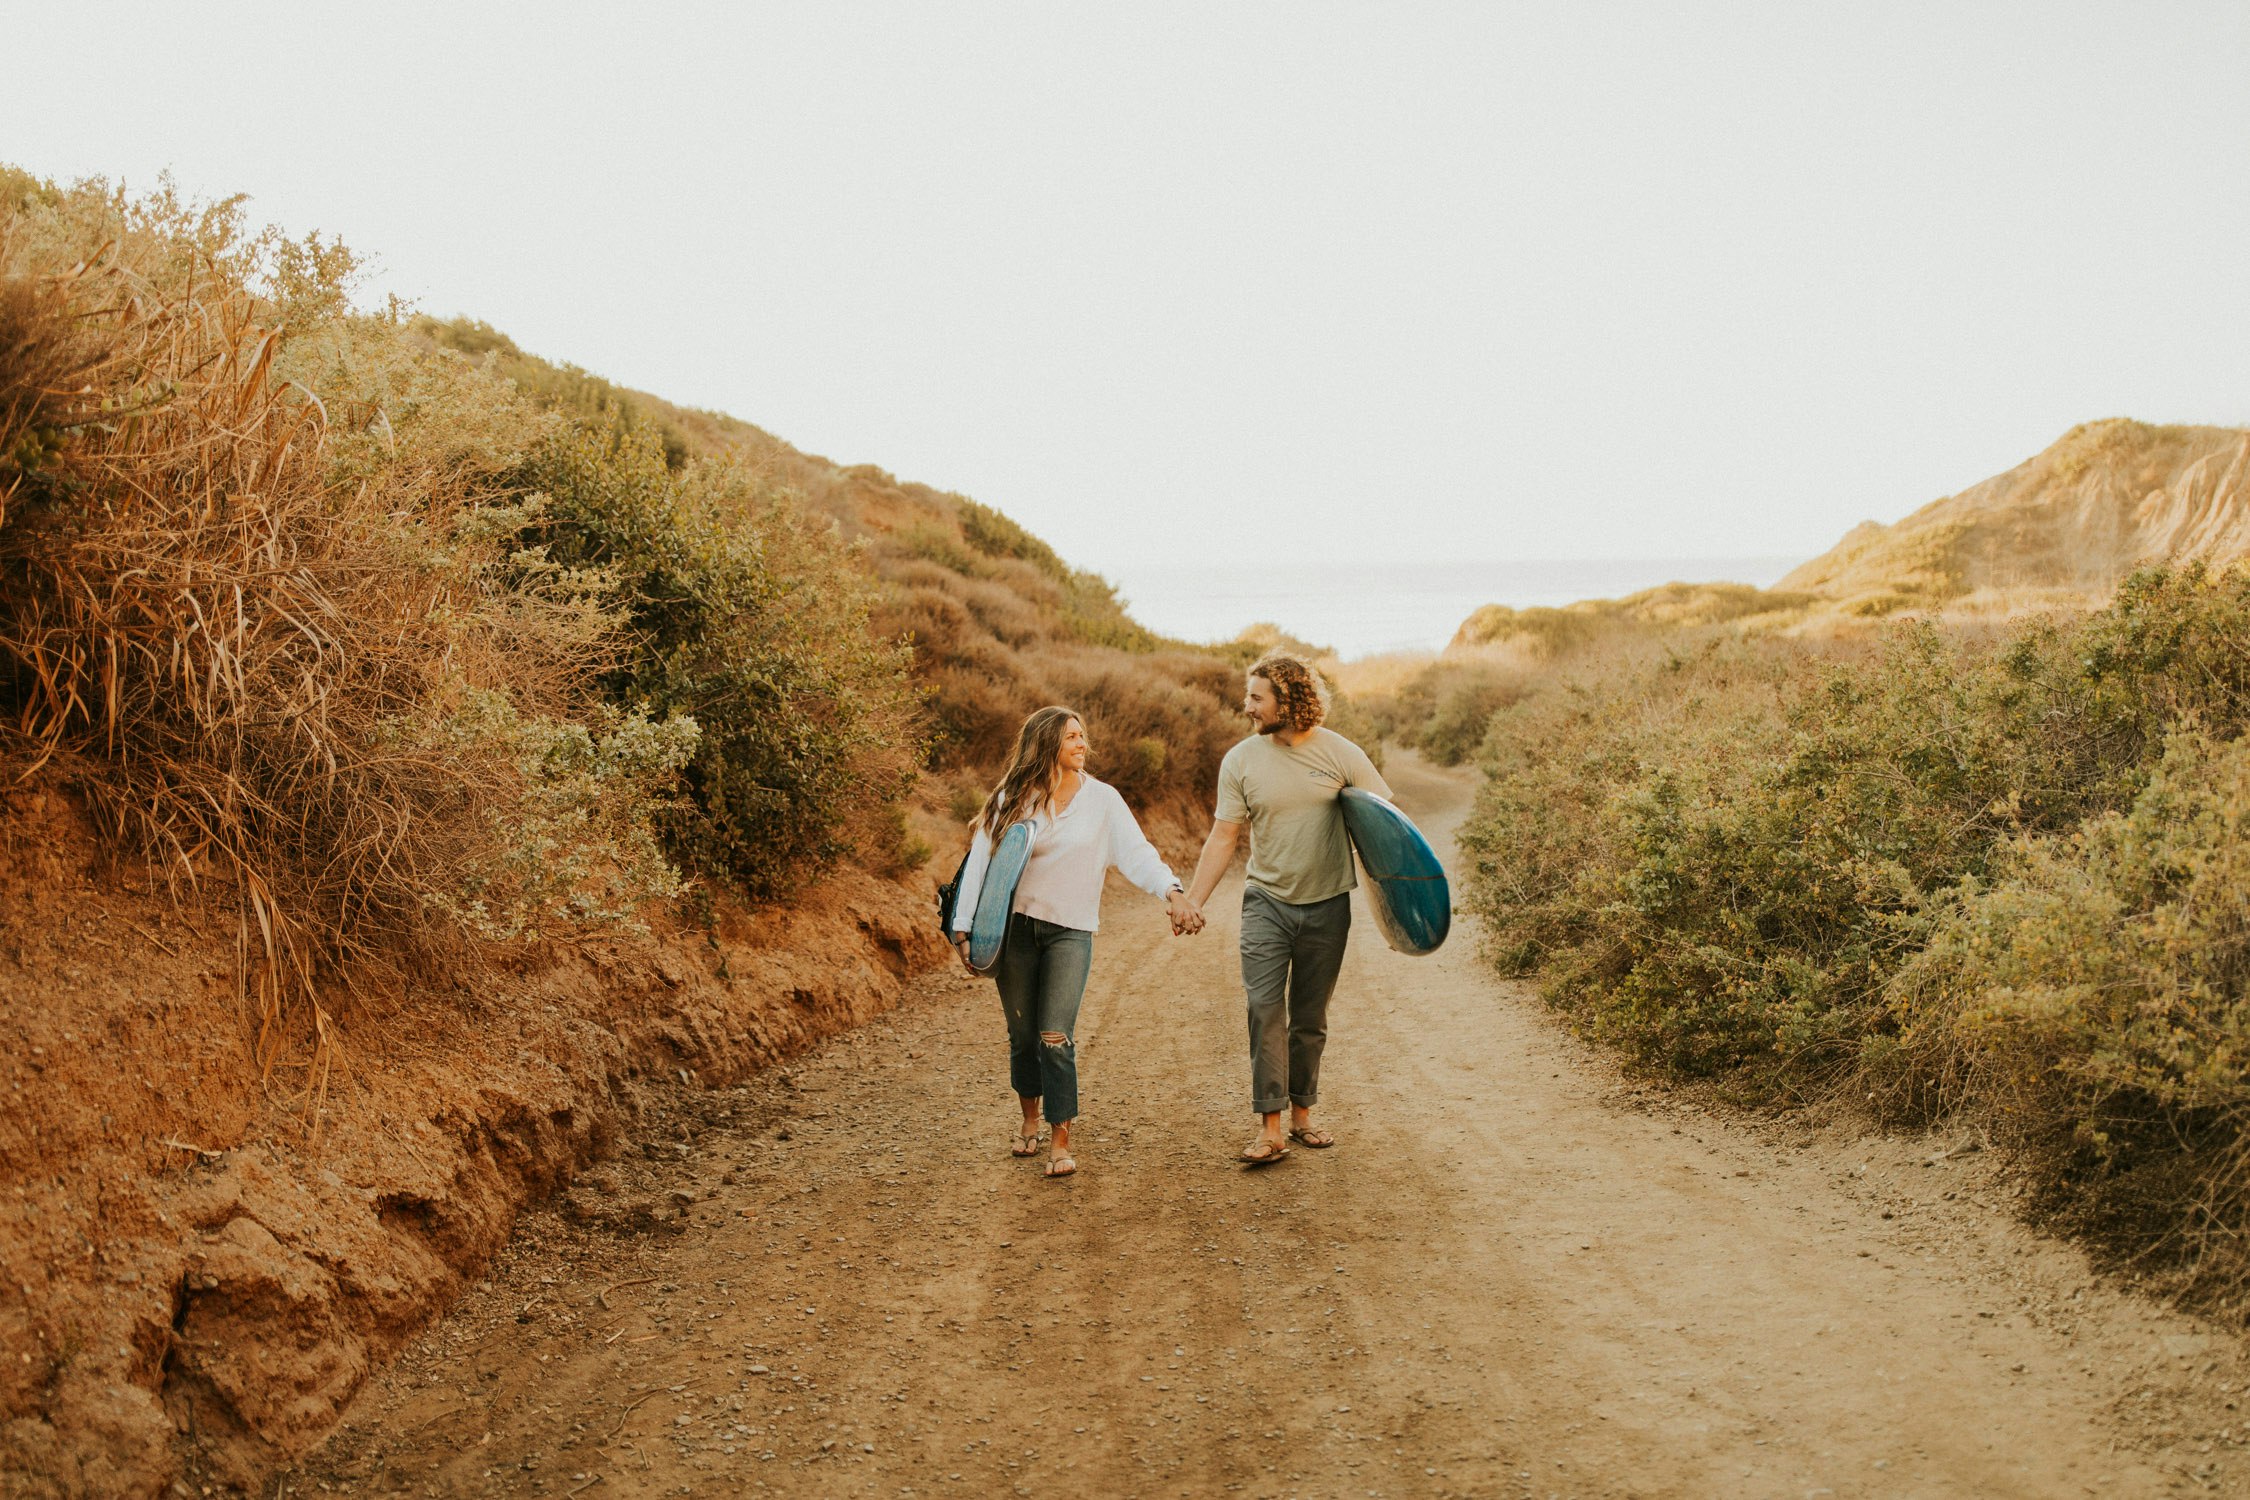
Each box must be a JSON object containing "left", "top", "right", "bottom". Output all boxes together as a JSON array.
[{"left": 991, "top": 914, "right": 1094, "bottom": 1126}]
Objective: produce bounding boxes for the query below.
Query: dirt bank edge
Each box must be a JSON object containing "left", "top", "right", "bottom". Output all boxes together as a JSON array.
[{"left": 0, "top": 784, "right": 953, "bottom": 1498}]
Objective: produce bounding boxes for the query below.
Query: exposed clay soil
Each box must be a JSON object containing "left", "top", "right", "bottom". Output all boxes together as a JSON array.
[
  {"left": 275, "top": 755, "right": 2250, "bottom": 1500},
  {"left": 0, "top": 783, "right": 951, "bottom": 1498}
]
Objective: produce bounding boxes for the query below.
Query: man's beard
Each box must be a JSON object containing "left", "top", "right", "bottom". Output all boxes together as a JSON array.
[{"left": 1253, "top": 714, "right": 1285, "bottom": 736}]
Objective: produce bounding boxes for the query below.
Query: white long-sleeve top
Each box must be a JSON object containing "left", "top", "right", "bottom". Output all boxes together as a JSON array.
[{"left": 950, "top": 775, "right": 1180, "bottom": 935}]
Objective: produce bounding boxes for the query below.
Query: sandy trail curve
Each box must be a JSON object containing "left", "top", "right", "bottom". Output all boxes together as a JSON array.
[{"left": 284, "top": 753, "right": 2240, "bottom": 1499}]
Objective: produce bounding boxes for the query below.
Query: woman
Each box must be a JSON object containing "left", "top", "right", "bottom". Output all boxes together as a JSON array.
[{"left": 951, "top": 705, "right": 1202, "bottom": 1178}]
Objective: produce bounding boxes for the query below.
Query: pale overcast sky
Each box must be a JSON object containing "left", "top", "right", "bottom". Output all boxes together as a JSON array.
[{"left": 5, "top": 2, "right": 2246, "bottom": 576}]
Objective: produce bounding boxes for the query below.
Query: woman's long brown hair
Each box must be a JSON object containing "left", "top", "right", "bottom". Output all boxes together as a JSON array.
[{"left": 978, "top": 705, "right": 1083, "bottom": 841}]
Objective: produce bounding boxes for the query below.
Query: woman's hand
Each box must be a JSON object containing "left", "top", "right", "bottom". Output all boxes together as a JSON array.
[{"left": 1164, "top": 889, "right": 1203, "bottom": 936}]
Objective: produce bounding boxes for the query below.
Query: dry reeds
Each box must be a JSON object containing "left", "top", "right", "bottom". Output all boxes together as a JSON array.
[{"left": 0, "top": 201, "right": 606, "bottom": 1115}]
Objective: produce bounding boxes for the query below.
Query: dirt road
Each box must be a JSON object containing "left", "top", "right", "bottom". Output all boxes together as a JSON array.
[{"left": 283, "top": 754, "right": 2244, "bottom": 1499}]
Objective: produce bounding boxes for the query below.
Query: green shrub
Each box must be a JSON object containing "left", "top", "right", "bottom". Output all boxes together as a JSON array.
[
  {"left": 1413, "top": 665, "right": 1523, "bottom": 766},
  {"left": 1468, "top": 568, "right": 2250, "bottom": 1081},
  {"left": 1459, "top": 565, "right": 2250, "bottom": 1295},
  {"left": 958, "top": 496, "right": 1067, "bottom": 577},
  {"left": 1460, "top": 635, "right": 1831, "bottom": 1071},
  {"left": 1887, "top": 729, "right": 2250, "bottom": 1291},
  {"left": 414, "top": 315, "right": 694, "bottom": 469},
  {"left": 518, "top": 428, "right": 921, "bottom": 900},
  {"left": 414, "top": 695, "right": 699, "bottom": 938}
]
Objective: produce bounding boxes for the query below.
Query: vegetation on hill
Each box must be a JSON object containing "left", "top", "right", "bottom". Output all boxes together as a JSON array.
[
  {"left": 1456, "top": 566, "right": 2250, "bottom": 1303},
  {"left": 0, "top": 167, "right": 1257, "bottom": 1498},
  {"left": 406, "top": 317, "right": 1252, "bottom": 831},
  {"left": 1452, "top": 580, "right": 1813, "bottom": 654},
  {"left": 1369, "top": 420, "right": 2250, "bottom": 767},
  {"left": 1356, "top": 581, "right": 1815, "bottom": 766},
  {"left": 1351, "top": 424, "right": 2250, "bottom": 1301},
  {"left": 0, "top": 170, "right": 995, "bottom": 1093},
  {"left": 0, "top": 165, "right": 1252, "bottom": 1058}
]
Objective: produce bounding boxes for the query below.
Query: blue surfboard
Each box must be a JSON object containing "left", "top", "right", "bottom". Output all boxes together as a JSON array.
[
  {"left": 1339, "top": 788, "right": 1450, "bottom": 956},
  {"left": 965, "top": 821, "right": 1034, "bottom": 974}
]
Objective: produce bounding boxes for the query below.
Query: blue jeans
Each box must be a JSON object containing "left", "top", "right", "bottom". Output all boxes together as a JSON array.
[
  {"left": 991, "top": 914, "right": 1094, "bottom": 1125},
  {"left": 1240, "top": 887, "right": 1351, "bottom": 1114}
]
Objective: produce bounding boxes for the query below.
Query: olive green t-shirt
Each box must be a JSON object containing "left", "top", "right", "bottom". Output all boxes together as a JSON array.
[{"left": 1215, "top": 728, "right": 1392, "bottom": 904}]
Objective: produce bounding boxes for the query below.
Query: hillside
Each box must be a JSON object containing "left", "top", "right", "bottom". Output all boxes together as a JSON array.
[
  {"left": 1779, "top": 418, "right": 2250, "bottom": 617},
  {"left": 407, "top": 317, "right": 1246, "bottom": 838},
  {"left": 1363, "top": 420, "right": 2250, "bottom": 771},
  {"left": 1450, "top": 578, "right": 1816, "bottom": 654},
  {"left": 1422, "top": 419, "right": 2250, "bottom": 674},
  {"left": 0, "top": 170, "right": 1246, "bottom": 1498}
]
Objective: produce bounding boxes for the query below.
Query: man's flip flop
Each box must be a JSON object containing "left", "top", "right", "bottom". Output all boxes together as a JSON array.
[
  {"left": 1044, "top": 1154, "right": 1077, "bottom": 1179},
  {"left": 1288, "top": 1127, "right": 1336, "bottom": 1149},
  {"left": 1239, "top": 1140, "right": 1290, "bottom": 1166},
  {"left": 1011, "top": 1132, "right": 1040, "bottom": 1158}
]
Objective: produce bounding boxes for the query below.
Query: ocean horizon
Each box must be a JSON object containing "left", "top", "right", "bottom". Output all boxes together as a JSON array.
[{"left": 1104, "top": 554, "right": 1808, "bottom": 661}]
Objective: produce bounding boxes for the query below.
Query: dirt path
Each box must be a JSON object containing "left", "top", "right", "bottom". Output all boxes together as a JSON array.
[{"left": 282, "top": 754, "right": 2246, "bottom": 1499}]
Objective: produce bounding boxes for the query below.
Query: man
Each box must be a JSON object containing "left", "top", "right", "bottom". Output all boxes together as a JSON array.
[{"left": 1182, "top": 653, "right": 1391, "bottom": 1164}]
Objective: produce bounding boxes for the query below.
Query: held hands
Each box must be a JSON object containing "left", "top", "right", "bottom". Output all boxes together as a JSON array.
[{"left": 1165, "top": 889, "right": 1205, "bottom": 937}]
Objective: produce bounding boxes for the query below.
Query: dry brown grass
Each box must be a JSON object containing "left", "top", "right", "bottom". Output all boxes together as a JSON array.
[
  {"left": 1330, "top": 649, "right": 1438, "bottom": 701},
  {"left": 0, "top": 196, "right": 612, "bottom": 1119}
]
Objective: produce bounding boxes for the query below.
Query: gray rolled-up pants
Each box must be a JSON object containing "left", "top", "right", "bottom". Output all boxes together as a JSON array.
[{"left": 1240, "top": 886, "right": 1352, "bottom": 1114}]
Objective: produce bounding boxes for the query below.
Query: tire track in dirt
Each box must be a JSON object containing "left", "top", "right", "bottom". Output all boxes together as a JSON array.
[{"left": 281, "top": 753, "right": 2240, "bottom": 1499}]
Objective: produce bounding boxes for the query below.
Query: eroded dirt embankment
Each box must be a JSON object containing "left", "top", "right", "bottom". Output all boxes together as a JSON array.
[{"left": 0, "top": 783, "right": 951, "bottom": 1498}]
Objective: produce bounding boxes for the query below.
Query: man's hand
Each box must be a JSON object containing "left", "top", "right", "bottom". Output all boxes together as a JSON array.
[
  {"left": 1164, "top": 889, "right": 1203, "bottom": 936},
  {"left": 951, "top": 933, "right": 974, "bottom": 968}
]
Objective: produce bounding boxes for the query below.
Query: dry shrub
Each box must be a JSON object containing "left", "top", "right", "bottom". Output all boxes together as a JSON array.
[
  {"left": 1363, "top": 583, "right": 1816, "bottom": 772},
  {"left": 1044, "top": 650, "right": 1242, "bottom": 817},
  {"left": 1360, "top": 655, "right": 1530, "bottom": 766},
  {"left": 871, "top": 553, "right": 1241, "bottom": 816},
  {"left": 1454, "top": 580, "right": 1812, "bottom": 655},
  {"left": 0, "top": 277, "right": 104, "bottom": 521},
  {"left": 0, "top": 178, "right": 682, "bottom": 1110},
  {"left": 1332, "top": 649, "right": 1437, "bottom": 701},
  {"left": 904, "top": 630, "right": 1239, "bottom": 820}
]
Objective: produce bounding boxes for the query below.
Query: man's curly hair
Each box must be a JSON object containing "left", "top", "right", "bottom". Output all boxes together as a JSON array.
[{"left": 1249, "top": 653, "right": 1328, "bottom": 734}]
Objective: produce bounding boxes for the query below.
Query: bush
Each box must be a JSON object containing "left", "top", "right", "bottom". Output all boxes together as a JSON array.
[
  {"left": 1361, "top": 583, "right": 1816, "bottom": 766},
  {"left": 0, "top": 172, "right": 948, "bottom": 1001},
  {"left": 0, "top": 174, "right": 690, "bottom": 1091},
  {"left": 407, "top": 316, "right": 1241, "bottom": 826},
  {"left": 1458, "top": 566, "right": 2250, "bottom": 1296},
  {"left": 1392, "top": 660, "right": 1524, "bottom": 766},
  {"left": 518, "top": 428, "right": 921, "bottom": 900},
  {"left": 1460, "top": 634, "right": 1830, "bottom": 1070},
  {"left": 957, "top": 496, "right": 1067, "bottom": 576},
  {"left": 1888, "top": 729, "right": 2250, "bottom": 1292},
  {"left": 1468, "top": 569, "right": 2250, "bottom": 1078},
  {"left": 868, "top": 536, "right": 1236, "bottom": 817},
  {"left": 413, "top": 315, "right": 695, "bottom": 469}
]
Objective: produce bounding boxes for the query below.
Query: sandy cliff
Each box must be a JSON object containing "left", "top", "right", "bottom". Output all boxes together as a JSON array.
[{"left": 1780, "top": 419, "right": 2250, "bottom": 616}]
